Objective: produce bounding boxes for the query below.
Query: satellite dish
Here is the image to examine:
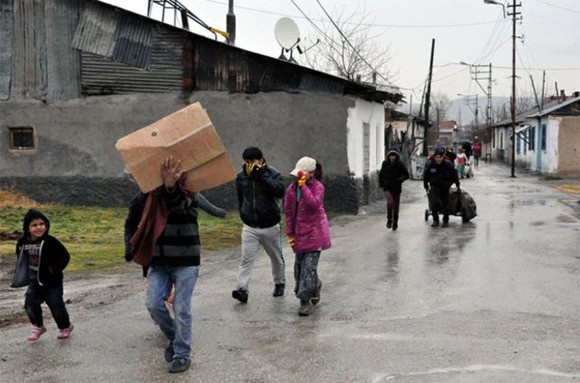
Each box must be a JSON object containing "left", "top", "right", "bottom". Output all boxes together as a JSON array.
[{"left": 275, "top": 17, "right": 300, "bottom": 51}]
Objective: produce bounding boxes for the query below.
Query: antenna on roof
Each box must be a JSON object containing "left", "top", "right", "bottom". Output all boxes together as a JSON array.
[
  {"left": 274, "top": 17, "right": 301, "bottom": 63},
  {"left": 147, "top": 0, "right": 230, "bottom": 41}
]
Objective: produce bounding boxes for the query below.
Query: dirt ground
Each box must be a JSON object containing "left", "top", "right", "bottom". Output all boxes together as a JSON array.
[{"left": 1, "top": 173, "right": 578, "bottom": 329}]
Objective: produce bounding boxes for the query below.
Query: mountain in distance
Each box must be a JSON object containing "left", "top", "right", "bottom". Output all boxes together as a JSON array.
[{"left": 444, "top": 96, "right": 511, "bottom": 126}]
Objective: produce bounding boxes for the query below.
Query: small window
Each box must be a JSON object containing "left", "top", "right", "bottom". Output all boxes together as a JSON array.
[
  {"left": 9, "top": 127, "right": 35, "bottom": 150},
  {"left": 541, "top": 124, "right": 546, "bottom": 151}
]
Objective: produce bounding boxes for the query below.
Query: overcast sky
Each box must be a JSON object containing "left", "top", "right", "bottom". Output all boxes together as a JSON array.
[{"left": 100, "top": 0, "right": 580, "bottom": 109}]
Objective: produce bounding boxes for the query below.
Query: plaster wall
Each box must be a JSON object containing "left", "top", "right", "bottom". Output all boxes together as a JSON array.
[
  {"left": 543, "top": 117, "right": 559, "bottom": 174},
  {"left": 346, "top": 99, "right": 385, "bottom": 178},
  {"left": 0, "top": 91, "right": 363, "bottom": 211},
  {"left": 558, "top": 116, "right": 580, "bottom": 175}
]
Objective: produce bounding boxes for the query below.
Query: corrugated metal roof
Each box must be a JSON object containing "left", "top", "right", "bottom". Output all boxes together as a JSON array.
[
  {"left": 0, "top": 0, "right": 14, "bottom": 100},
  {"left": 527, "top": 95, "right": 580, "bottom": 118},
  {"left": 72, "top": 2, "right": 118, "bottom": 58},
  {"left": 73, "top": 2, "right": 153, "bottom": 69}
]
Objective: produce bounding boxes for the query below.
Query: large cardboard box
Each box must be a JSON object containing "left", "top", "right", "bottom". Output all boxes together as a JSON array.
[{"left": 116, "top": 102, "right": 236, "bottom": 193}]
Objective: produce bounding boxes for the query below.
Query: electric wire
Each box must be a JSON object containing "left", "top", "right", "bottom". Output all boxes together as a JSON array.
[
  {"left": 201, "top": 0, "right": 500, "bottom": 28},
  {"left": 313, "top": 0, "right": 393, "bottom": 85},
  {"left": 528, "top": 0, "right": 580, "bottom": 13}
]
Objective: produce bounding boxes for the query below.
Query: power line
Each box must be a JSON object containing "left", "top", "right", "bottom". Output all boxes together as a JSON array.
[
  {"left": 529, "top": 0, "right": 580, "bottom": 13},
  {"left": 200, "top": 0, "right": 500, "bottom": 28},
  {"left": 443, "top": 62, "right": 580, "bottom": 71},
  {"left": 313, "top": 0, "right": 393, "bottom": 85}
]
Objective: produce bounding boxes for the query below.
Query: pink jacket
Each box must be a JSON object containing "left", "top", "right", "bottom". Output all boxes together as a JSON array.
[{"left": 284, "top": 178, "right": 331, "bottom": 253}]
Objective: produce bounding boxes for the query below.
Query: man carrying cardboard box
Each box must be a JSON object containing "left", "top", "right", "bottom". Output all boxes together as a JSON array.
[{"left": 232, "top": 147, "right": 286, "bottom": 303}]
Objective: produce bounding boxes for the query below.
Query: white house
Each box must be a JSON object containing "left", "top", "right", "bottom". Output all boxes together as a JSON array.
[{"left": 524, "top": 94, "right": 580, "bottom": 176}]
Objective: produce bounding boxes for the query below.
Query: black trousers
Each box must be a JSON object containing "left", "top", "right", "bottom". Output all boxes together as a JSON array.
[
  {"left": 25, "top": 281, "right": 71, "bottom": 329},
  {"left": 428, "top": 188, "right": 450, "bottom": 222}
]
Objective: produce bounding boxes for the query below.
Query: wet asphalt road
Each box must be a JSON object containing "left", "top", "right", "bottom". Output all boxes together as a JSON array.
[{"left": 1, "top": 163, "right": 580, "bottom": 383}]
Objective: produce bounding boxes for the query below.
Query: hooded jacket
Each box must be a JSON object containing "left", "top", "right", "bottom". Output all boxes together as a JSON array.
[
  {"left": 11, "top": 209, "right": 70, "bottom": 288},
  {"left": 378, "top": 149, "right": 410, "bottom": 194}
]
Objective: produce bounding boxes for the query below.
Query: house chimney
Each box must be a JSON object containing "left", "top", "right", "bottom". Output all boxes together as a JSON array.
[
  {"left": 574, "top": 91, "right": 580, "bottom": 98},
  {"left": 560, "top": 89, "right": 566, "bottom": 101},
  {"left": 356, "top": 74, "right": 361, "bottom": 83},
  {"left": 227, "top": 0, "right": 236, "bottom": 45}
]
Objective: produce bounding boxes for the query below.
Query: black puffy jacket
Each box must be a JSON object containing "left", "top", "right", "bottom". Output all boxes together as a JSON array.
[
  {"left": 423, "top": 159, "right": 460, "bottom": 191},
  {"left": 379, "top": 149, "right": 409, "bottom": 194},
  {"left": 11, "top": 210, "right": 70, "bottom": 288},
  {"left": 236, "top": 165, "right": 285, "bottom": 228}
]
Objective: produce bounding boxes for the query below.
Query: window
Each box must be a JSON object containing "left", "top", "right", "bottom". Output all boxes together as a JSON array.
[
  {"left": 363, "top": 123, "right": 370, "bottom": 174},
  {"left": 528, "top": 126, "right": 535, "bottom": 151},
  {"left": 9, "top": 127, "right": 35, "bottom": 150},
  {"left": 375, "top": 123, "right": 381, "bottom": 167},
  {"left": 500, "top": 131, "right": 504, "bottom": 149},
  {"left": 541, "top": 124, "right": 547, "bottom": 151},
  {"left": 516, "top": 134, "right": 521, "bottom": 154}
]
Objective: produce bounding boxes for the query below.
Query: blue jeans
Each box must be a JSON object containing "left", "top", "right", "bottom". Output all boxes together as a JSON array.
[{"left": 145, "top": 265, "right": 199, "bottom": 360}]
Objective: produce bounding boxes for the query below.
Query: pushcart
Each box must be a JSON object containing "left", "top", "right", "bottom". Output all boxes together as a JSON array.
[{"left": 424, "top": 187, "right": 477, "bottom": 223}]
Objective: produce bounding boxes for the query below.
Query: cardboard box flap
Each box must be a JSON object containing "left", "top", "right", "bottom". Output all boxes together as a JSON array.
[{"left": 116, "top": 102, "right": 236, "bottom": 193}]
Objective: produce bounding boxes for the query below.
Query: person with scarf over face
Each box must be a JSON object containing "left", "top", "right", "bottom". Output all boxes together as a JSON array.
[
  {"left": 232, "top": 147, "right": 286, "bottom": 304},
  {"left": 378, "top": 148, "right": 410, "bottom": 231},
  {"left": 284, "top": 156, "right": 331, "bottom": 317}
]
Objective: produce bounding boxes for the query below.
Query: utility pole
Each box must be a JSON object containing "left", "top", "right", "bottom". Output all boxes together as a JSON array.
[
  {"left": 463, "top": 62, "right": 493, "bottom": 140},
  {"left": 509, "top": 1, "right": 521, "bottom": 178},
  {"left": 227, "top": 0, "right": 236, "bottom": 45},
  {"left": 423, "top": 38, "right": 435, "bottom": 156}
]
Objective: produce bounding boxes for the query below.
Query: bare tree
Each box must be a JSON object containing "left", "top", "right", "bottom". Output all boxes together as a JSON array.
[
  {"left": 428, "top": 92, "right": 451, "bottom": 123},
  {"left": 301, "top": 9, "right": 393, "bottom": 85}
]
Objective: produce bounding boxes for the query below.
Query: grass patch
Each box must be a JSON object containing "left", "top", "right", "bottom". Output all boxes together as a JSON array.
[
  {"left": 542, "top": 174, "right": 564, "bottom": 181},
  {"left": 0, "top": 190, "right": 348, "bottom": 274},
  {"left": 0, "top": 191, "right": 242, "bottom": 274}
]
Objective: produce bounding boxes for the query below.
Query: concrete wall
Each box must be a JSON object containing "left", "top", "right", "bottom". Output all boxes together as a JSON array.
[
  {"left": 0, "top": 91, "right": 370, "bottom": 212},
  {"left": 558, "top": 116, "right": 580, "bottom": 176}
]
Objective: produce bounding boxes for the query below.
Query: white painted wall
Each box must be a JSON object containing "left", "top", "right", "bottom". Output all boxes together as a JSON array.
[
  {"left": 544, "top": 117, "right": 560, "bottom": 173},
  {"left": 346, "top": 99, "right": 385, "bottom": 178}
]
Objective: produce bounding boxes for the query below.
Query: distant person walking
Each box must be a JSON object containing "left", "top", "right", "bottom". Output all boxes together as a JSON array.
[
  {"left": 378, "top": 148, "right": 409, "bottom": 231},
  {"left": 232, "top": 147, "right": 286, "bottom": 304},
  {"left": 456, "top": 148, "right": 467, "bottom": 179},
  {"left": 473, "top": 138, "right": 482, "bottom": 167},
  {"left": 11, "top": 209, "right": 74, "bottom": 342},
  {"left": 423, "top": 148, "right": 460, "bottom": 228},
  {"left": 284, "top": 156, "right": 331, "bottom": 316}
]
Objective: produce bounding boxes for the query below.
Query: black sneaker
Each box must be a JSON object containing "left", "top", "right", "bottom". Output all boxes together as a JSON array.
[
  {"left": 431, "top": 221, "right": 439, "bottom": 227},
  {"left": 299, "top": 300, "right": 315, "bottom": 316},
  {"left": 392, "top": 222, "right": 398, "bottom": 231},
  {"left": 273, "top": 283, "right": 285, "bottom": 297},
  {"left": 441, "top": 221, "right": 449, "bottom": 228},
  {"left": 232, "top": 288, "right": 248, "bottom": 303},
  {"left": 168, "top": 358, "right": 191, "bottom": 373},
  {"left": 164, "top": 343, "right": 174, "bottom": 362},
  {"left": 386, "top": 219, "right": 392, "bottom": 229},
  {"left": 311, "top": 282, "right": 322, "bottom": 305}
]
